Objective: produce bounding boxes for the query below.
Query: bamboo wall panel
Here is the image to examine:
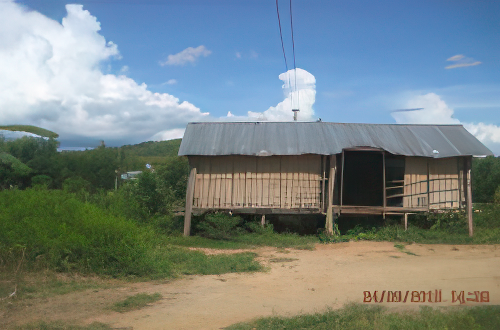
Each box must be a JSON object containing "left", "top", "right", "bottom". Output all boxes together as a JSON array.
[
  {"left": 428, "top": 157, "right": 460, "bottom": 209},
  {"left": 403, "top": 157, "right": 461, "bottom": 209},
  {"left": 270, "top": 158, "right": 281, "bottom": 207},
  {"left": 190, "top": 155, "right": 322, "bottom": 209},
  {"left": 403, "top": 157, "right": 428, "bottom": 208}
]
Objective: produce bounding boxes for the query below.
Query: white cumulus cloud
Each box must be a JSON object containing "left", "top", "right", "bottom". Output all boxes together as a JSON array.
[
  {"left": 0, "top": 1, "right": 208, "bottom": 147},
  {"left": 392, "top": 93, "right": 500, "bottom": 154},
  {"left": 236, "top": 68, "right": 316, "bottom": 121},
  {"left": 160, "top": 45, "right": 211, "bottom": 66},
  {"left": 391, "top": 93, "right": 460, "bottom": 125}
]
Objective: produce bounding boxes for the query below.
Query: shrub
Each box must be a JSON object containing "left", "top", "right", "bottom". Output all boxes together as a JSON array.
[
  {"left": 196, "top": 213, "right": 242, "bottom": 240},
  {"left": 0, "top": 189, "right": 157, "bottom": 276},
  {"left": 0, "top": 189, "right": 261, "bottom": 278},
  {"left": 31, "top": 174, "right": 52, "bottom": 188},
  {"left": 428, "top": 210, "right": 467, "bottom": 233},
  {"left": 62, "top": 176, "right": 91, "bottom": 194}
]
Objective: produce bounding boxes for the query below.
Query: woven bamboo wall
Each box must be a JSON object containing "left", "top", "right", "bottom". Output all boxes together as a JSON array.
[
  {"left": 189, "top": 155, "right": 322, "bottom": 209},
  {"left": 403, "top": 157, "right": 463, "bottom": 209}
]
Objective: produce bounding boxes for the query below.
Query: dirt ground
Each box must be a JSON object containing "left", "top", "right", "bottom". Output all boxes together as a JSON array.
[{"left": 3, "top": 241, "right": 500, "bottom": 330}]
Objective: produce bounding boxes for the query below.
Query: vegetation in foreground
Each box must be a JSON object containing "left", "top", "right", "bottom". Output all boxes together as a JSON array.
[
  {"left": 112, "top": 292, "right": 162, "bottom": 313},
  {"left": 0, "top": 189, "right": 261, "bottom": 281},
  {"left": 227, "top": 303, "right": 500, "bottom": 330},
  {"left": 14, "top": 322, "right": 111, "bottom": 330}
]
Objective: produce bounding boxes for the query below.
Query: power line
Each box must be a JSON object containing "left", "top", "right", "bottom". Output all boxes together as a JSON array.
[
  {"left": 275, "top": 0, "right": 289, "bottom": 73},
  {"left": 276, "top": 0, "right": 295, "bottom": 112},
  {"left": 289, "top": 0, "right": 298, "bottom": 110}
]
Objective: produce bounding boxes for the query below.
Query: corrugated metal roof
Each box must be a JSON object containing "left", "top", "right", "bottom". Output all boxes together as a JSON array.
[{"left": 178, "top": 122, "right": 493, "bottom": 158}]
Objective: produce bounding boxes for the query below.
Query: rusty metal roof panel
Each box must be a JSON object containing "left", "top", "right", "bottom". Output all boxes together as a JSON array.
[{"left": 178, "top": 122, "right": 493, "bottom": 158}]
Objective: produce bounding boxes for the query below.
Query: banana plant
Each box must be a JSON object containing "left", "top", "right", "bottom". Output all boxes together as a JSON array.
[
  {"left": 0, "top": 125, "right": 59, "bottom": 138},
  {"left": 0, "top": 125, "right": 59, "bottom": 188}
]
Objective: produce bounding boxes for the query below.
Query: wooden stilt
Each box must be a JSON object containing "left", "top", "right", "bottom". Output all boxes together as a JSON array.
[
  {"left": 340, "top": 151, "right": 345, "bottom": 207},
  {"left": 382, "top": 151, "right": 386, "bottom": 211},
  {"left": 184, "top": 167, "right": 197, "bottom": 236},
  {"left": 325, "top": 155, "right": 336, "bottom": 234},
  {"left": 261, "top": 214, "right": 266, "bottom": 227},
  {"left": 466, "top": 157, "right": 473, "bottom": 237},
  {"left": 404, "top": 213, "right": 408, "bottom": 231}
]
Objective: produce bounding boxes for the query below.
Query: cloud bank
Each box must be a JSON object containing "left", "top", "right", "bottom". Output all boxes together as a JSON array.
[
  {"left": 392, "top": 93, "right": 500, "bottom": 154},
  {"left": 0, "top": 1, "right": 208, "bottom": 146}
]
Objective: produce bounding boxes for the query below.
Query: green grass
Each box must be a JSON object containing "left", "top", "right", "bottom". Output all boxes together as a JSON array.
[
  {"left": 0, "top": 271, "right": 114, "bottom": 300},
  {"left": 394, "top": 243, "right": 418, "bottom": 256},
  {"left": 319, "top": 206, "right": 500, "bottom": 245},
  {"left": 375, "top": 225, "right": 500, "bottom": 245},
  {"left": 112, "top": 292, "right": 162, "bottom": 313},
  {"left": 14, "top": 322, "right": 111, "bottom": 330},
  {"left": 166, "top": 233, "right": 317, "bottom": 250},
  {"left": 226, "top": 303, "right": 500, "bottom": 330}
]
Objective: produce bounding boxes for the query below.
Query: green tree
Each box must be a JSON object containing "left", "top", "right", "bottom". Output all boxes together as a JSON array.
[
  {"left": 0, "top": 151, "right": 32, "bottom": 189},
  {"left": 156, "top": 156, "right": 189, "bottom": 203},
  {"left": 473, "top": 156, "right": 500, "bottom": 203}
]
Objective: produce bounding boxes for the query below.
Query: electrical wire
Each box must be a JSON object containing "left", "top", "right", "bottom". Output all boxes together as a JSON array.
[
  {"left": 275, "top": 0, "right": 289, "bottom": 73},
  {"left": 275, "top": 0, "right": 293, "bottom": 109},
  {"left": 289, "top": 0, "right": 298, "bottom": 110}
]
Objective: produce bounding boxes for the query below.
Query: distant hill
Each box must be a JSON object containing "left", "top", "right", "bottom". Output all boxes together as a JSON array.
[
  {"left": 118, "top": 139, "right": 183, "bottom": 171},
  {"left": 120, "top": 139, "right": 182, "bottom": 158}
]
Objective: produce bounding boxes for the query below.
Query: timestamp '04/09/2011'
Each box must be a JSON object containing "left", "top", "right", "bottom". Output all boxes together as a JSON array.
[{"left": 363, "top": 290, "right": 489, "bottom": 304}]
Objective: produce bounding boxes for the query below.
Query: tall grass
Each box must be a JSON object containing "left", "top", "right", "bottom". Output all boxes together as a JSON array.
[{"left": 0, "top": 189, "right": 261, "bottom": 278}]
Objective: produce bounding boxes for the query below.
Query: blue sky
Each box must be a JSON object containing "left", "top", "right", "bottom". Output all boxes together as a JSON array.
[{"left": 1, "top": 0, "right": 499, "bottom": 152}]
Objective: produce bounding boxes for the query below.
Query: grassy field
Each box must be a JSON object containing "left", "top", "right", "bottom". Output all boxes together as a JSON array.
[{"left": 227, "top": 303, "right": 500, "bottom": 330}]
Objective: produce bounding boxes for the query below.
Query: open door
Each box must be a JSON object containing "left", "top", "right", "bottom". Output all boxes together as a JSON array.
[{"left": 341, "top": 150, "right": 384, "bottom": 206}]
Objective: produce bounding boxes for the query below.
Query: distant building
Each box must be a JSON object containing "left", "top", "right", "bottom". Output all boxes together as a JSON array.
[{"left": 121, "top": 171, "right": 142, "bottom": 180}]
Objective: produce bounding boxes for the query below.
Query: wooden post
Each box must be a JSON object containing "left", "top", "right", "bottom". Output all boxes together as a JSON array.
[
  {"left": 382, "top": 151, "right": 386, "bottom": 218},
  {"left": 184, "top": 167, "right": 197, "bottom": 236},
  {"left": 325, "top": 155, "right": 336, "bottom": 234},
  {"left": 462, "top": 157, "right": 467, "bottom": 209},
  {"left": 340, "top": 150, "right": 345, "bottom": 207},
  {"left": 466, "top": 157, "right": 473, "bottom": 237},
  {"left": 321, "top": 155, "right": 326, "bottom": 211},
  {"left": 457, "top": 157, "right": 462, "bottom": 210},
  {"left": 427, "top": 161, "right": 431, "bottom": 211},
  {"left": 261, "top": 214, "right": 266, "bottom": 227},
  {"left": 404, "top": 213, "right": 408, "bottom": 231}
]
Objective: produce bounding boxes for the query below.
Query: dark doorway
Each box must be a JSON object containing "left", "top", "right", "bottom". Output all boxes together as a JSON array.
[{"left": 342, "top": 151, "right": 383, "bottom": 206}]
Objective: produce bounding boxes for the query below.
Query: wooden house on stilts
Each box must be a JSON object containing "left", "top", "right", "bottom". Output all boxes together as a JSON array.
[{"left": 178, "top": 122, "right": 493, "bottom": 236}]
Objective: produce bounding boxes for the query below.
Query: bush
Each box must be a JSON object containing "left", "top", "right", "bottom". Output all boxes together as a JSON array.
[
  {"left": 0, "top": 189, "right": 261, "bottom": 278},
  {"left": 31, "top": 174, "right": 52, "bottom": 188},
  {"left": 0, "top": 189, "right": 155, "bottom": 276},
  {"left": 428, "top": 210, "right": 467, "bottom": 233},
  {"left": 62, "top": 176, "right": 91, "bottom": 194},
  {"left": 196, "top": 213, "right": 242, "bottom": 240}
]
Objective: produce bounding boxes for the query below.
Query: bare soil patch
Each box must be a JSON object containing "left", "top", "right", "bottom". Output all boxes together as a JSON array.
[{"left": 3, "top": 242, "right": 500, "bottom": 330}]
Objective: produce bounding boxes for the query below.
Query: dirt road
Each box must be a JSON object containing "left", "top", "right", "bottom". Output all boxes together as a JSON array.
[{"left": 7, "top": 242, "right": 500, "bottom": 329}]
